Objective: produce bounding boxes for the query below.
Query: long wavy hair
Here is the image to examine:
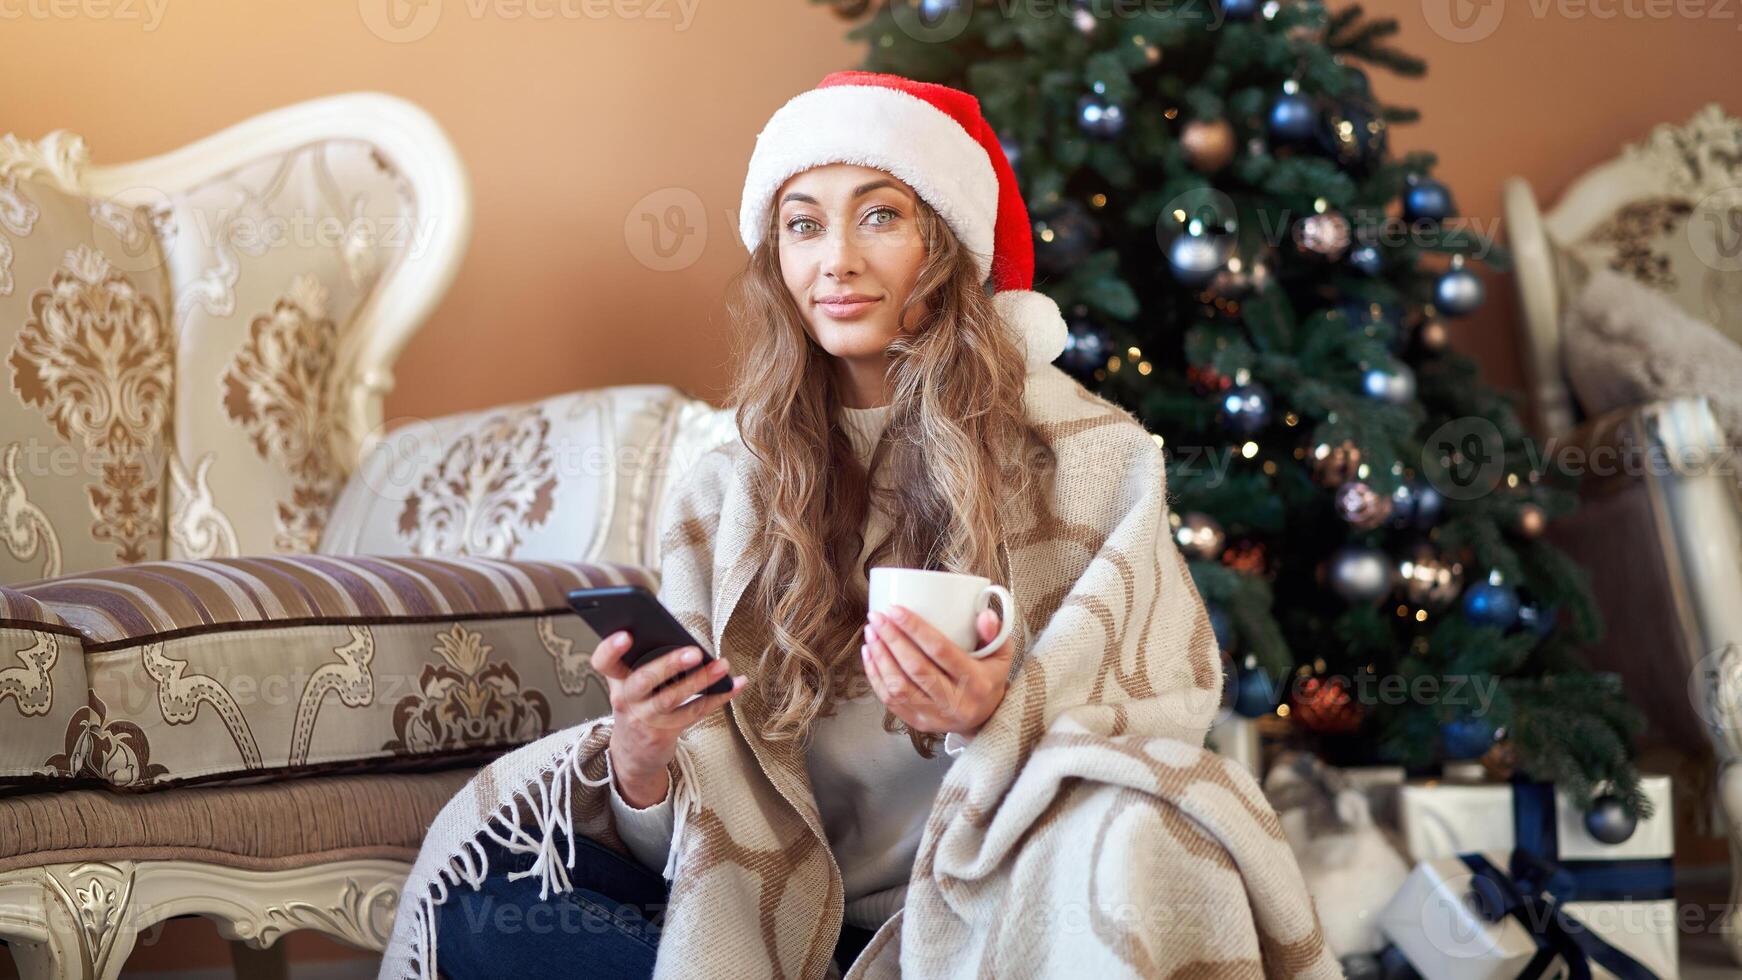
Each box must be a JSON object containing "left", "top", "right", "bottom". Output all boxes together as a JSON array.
[{"left": 721, "top": 184, "right": 1041, "bottom": 758}]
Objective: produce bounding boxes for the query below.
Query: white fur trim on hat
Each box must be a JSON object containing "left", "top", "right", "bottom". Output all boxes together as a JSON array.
[
  {"left": 739, "top": 85, "right": 999, "bottom": 279},
  {"left": 994, "top": 289, "right": 1068, "bottom": 374}
]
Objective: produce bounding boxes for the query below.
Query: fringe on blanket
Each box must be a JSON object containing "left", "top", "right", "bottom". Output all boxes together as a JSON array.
[{"left": 388, "top": 724, "right": 702, "bottom": 980}]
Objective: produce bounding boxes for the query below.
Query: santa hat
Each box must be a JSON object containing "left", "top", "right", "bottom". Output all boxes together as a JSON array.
[{"left": 738, "top": 70, "right": 1068, "bottom": 374}]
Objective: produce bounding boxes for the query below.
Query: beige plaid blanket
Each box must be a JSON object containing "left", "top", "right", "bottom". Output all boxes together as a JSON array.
[{"left": 380, "top": 365, "right": 1337, "bottom": 979}]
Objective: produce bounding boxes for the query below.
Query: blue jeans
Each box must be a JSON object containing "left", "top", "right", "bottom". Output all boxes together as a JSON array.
[{"left": 432, "top": 830, "right": 879, "bottom": 978}]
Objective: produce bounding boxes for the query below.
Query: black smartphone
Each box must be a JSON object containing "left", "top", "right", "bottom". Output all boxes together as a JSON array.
[{"left": 566, "top": 585, "right": 734, "bottom": 697}]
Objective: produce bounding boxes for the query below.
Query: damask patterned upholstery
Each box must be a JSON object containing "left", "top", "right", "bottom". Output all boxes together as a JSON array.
[
  {"left": 6, "top": 556, "right": 639, "bottom": 789},
  {"left": 0, "top": 175, "right": 174, "bottom": 581},
  {"left": 1566, "top": 105, "right": 1742, "bottom": 347},
  {"left": 163, "top": 140, "right": 419, "bottom": 560},
  {"left": 319, "top": 383, "right": 738, "bottom": 572},
  {"left": 1, "top": 137, "right": 425, "bottom": 586},
  {"left": 0, "top": 587, "right": 88, "bottom": 784}
]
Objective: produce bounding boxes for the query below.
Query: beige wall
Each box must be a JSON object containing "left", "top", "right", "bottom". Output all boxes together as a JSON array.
[{"left": 0, "top": 0, "right": 1733, "bottom": 427}]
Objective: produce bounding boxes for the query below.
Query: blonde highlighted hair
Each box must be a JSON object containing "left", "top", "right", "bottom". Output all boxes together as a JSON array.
[{"left": 721, "top": 186, "right": 1041, "bottom": 758}]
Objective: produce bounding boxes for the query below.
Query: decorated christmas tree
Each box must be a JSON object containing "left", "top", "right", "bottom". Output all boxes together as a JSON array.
[{"left": 820, "top": 0, "right": 1652, "bottom": 820}]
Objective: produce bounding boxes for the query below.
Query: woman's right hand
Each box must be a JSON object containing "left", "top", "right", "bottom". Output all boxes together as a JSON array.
[{"left": 591, "top": 631, "right": 746, "bottom": 807}]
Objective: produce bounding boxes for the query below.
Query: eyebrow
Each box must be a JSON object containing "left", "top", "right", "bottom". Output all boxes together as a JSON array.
[{"left": 780, "top": 179, "right": 906, "bottom": 207}]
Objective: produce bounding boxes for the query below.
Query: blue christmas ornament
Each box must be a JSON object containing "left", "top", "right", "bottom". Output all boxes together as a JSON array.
[
  {"left": 1462, "top": 579, "right": 1521, "bottom": 629},
  {"left": 1348, "top": 243, "right": 1383, "bottom": 276},
  {"left": 1404, "top": 177, "right": 1456, "bottom": 223},
  {"left": 1440, "top": 717, "right": 1497, "bottom": 760},
  {"left": 917, "top": 0, "right": 963, "bottom": 24},
  {"left": 1267, "top": 88, "right": 1317, "bottom": 145},
  {"left": 1515, "top": 598, "right": 1558, "bottom": 639},
  {"left": 1218, "top": 383, "right": 1272, "bottom": 435},
  {"left": 1168, "top": 231, "right": 1230, "bottom": 285},
  {"left": 1233, "top": 664, "right": 1280, "bottom": 718},
  {"left": 1077, "top": 93, "right": 1126, "bottom": 139},
  {"left": 1000, "top": 135, "right": 1022, "bottom": 173},
  {"left": 1221, "top": 0, "right": 1260, "bottom": 19},
  {"left": 1058, "top": 316, "right": 1110, "bottom": 379},
  {"left": 1361, "top": 360, "right": 1416, "bottom": 404},
  {"left": 1435, "top": 259, "right": 1486, "bottom": 317},
  {"left": 1389, "top": 479, "right": 1444, "bottom": 530},
  {"left": 1344, "top": 66, "right": 1372, "bottom": 97}
]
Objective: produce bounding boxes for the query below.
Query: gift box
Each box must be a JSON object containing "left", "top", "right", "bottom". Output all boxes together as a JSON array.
[
  {"left": 1209, "top": 715, "right": 1262, "bottom": 777},
  {"left": 1397, "top": 776, "right": 1675, "bottom": 979},
  {"left": 1377, "top": 853, "right": 1570, "bottom": 980}
]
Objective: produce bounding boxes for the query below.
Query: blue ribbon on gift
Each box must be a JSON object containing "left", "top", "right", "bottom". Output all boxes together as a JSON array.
[
  {"left": 1510, "top": 782, "right": 1674, "bottom": 903},
  {"left": 1460, "top": 851, "right": 1662, "bottom": 980}
]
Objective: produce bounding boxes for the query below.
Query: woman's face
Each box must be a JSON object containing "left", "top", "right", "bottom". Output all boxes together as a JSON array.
[{"left": 775, "top": 164, "right": 928, "bottom": 392}]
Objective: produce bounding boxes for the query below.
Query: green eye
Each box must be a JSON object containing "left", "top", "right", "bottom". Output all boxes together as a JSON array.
[
  {"left": 788, "top": 217, "right": 820, "bottom": 235},
  {"left": 866, "top": 207, "right": 898, "bottom": 225}
]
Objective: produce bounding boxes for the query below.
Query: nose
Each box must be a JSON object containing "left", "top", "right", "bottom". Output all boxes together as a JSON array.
[{"left": 821, "top": 225, "right": 865, "bottom": 281}]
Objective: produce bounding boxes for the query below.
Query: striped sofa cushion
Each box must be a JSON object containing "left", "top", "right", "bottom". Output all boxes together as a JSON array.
[{"left": 10, "top": 556, "right": 647, "bottom": 789}]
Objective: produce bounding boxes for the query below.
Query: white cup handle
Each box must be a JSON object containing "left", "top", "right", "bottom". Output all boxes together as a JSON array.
[{"left": 970, "top": 584, "right": 1015, "bottom": 658}]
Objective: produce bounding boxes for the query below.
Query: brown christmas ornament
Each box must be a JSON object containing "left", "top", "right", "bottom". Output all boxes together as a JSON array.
[
  {"left": 1311, "top": 439, "right": 1363, "bottom": 486},
  {"left": 1290, "top": 675, "right": 1365, "bottom": 734},
  {"left": 1516, "top": 503, "right": 1546, "bottom": 539},
  {"left": 1293, "top": 210, "right": 1352, "bottom": 260},
  {"left": 1335, "top": 480, "right": 1393, "bottom": 529},
  {"left": 1181, "top": 119, "right": 1236, "bottom": 173}
]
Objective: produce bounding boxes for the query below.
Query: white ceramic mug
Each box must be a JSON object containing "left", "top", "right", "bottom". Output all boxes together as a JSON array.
[{"left": 867, "top": 567, "right": 1015, "bottom": 658}]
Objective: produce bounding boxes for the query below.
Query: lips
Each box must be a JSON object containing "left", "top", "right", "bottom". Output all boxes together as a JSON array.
[{"left": 816, "top": 295, "right": 881, "bottom": 318}]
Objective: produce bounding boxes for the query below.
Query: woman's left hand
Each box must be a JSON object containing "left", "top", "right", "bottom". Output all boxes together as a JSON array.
[{"left": 862, "top": 604, "right": 1014, "bottom": 738}]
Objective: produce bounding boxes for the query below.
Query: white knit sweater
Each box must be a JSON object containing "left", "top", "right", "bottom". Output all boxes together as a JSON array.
[{"left": 609, "top": 403, "right": 972, "bottom": 930}]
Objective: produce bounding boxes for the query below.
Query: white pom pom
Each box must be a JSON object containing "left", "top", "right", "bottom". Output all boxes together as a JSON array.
[{"left": 993, "top": 290, "right": 1068, "bottom": 374}]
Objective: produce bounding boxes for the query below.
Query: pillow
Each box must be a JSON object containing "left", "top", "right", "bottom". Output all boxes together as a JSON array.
[
  {"left": 160, "top": 139, "right": 419, "bottom": 560},
  {"left": 0, "top": 173, "right": 174, "bottom": 581},
  {"left": 319, "top": 384, "right": 737, "bottom": 572},
  {"left": 13, "top": 555, "right": 637, "bottom": 789},
  {"left": 1562, "top": 266, "right": 1742, "bottom": 453}
]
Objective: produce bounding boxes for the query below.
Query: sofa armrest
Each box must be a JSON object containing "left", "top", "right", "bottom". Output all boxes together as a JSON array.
[
  {"left": 1557, "top": 395, "right": 1738, "bottom": 494},
  {"left": 9, "top": 555, "right": 642, "bottom": 791},
  {"left": 1552, "top": 396, "right": 1742, "bottom": 748}
]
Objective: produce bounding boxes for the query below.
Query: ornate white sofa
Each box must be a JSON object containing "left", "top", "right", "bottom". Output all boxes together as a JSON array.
[
  {"left": 0, "top": 94, "right": 734, "bottom": 978},
  {"left": 1503, "top": 103, "right": 1742, "bottom": 965}
]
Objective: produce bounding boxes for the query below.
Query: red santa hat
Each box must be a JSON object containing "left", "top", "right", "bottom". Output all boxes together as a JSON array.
[{"left": 738, "top": 70, "right": 1068, "bottom": 374}]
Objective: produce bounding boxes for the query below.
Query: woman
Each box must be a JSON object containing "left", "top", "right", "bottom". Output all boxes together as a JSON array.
[{"left": 382, "top": 71, "right": 1334, "bottom": 980}]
